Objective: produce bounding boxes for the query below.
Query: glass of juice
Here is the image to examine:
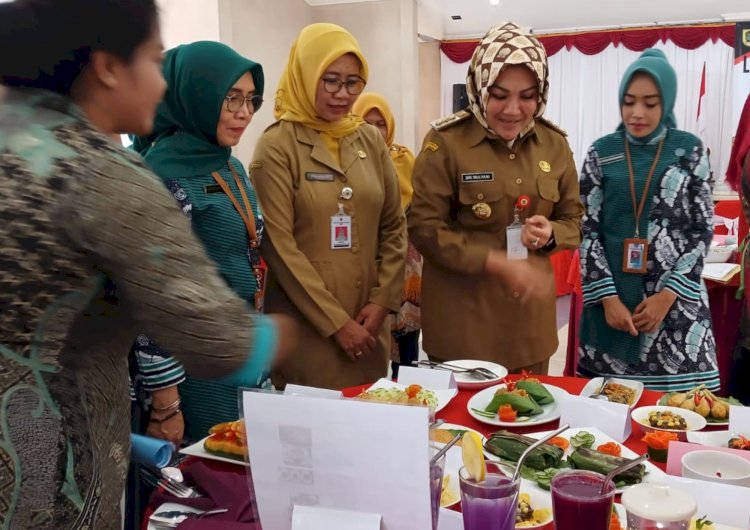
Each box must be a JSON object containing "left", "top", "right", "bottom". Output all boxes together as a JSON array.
[
  {"left": 551, "top": 470, "right": 615, "bottom": 530},
  {"left": 459, "top": 462, "right": 520, "bottom": 530},
  {"left": 429, "top": 443, "right": 446, "bottom": 530}
]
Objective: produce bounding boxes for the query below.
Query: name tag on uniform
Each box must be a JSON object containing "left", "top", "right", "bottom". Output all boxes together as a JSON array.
[
  {"left": 306, "top": 172, "right": 335, "bottom": 182},
  {"left": 461, "top": 172, "right": 494, "bottom": 183},
  {"left": 506, "top": 223, "right": 528, "bottom": 261},
  {"left": 203, "top": 184, "right": 224, "bottom": 194},
  {"left": 331, "top": 214, "right": 352, "bottom": 249}
]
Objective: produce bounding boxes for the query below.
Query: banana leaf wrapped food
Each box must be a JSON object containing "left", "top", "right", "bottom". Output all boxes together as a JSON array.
[
  {"left": 568, "top": 447, "right": 645, "bottom": 485},
  {"left": 484, "top": 430, "right": 565, "bottom": 470},
  {"left": 485, "top": 389, "right": 543, "bottom": 416},
  {"left": 515, "top": 379, "right": 555, "bottom": 405}
]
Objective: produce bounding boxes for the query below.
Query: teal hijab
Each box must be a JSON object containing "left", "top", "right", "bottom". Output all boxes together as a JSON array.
[
  {"left": 133, "top": 41, "right": 264, "bottom": 179},
  {"left": 616, "top": 48, "right": 677, "bottom": 142}
]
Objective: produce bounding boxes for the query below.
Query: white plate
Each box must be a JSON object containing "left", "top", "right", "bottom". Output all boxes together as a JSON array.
[
  {"left": 686, "top": 431, "right": 750, "bottom": 448},
  {"left": 432, "top": 422, "right": 487, "bottom": 446},
  {"left": 466, "top": 383, "right": 569, "bottom": 427},
  {"left": 441, "top": 359, "right": 508, "bottom": 390},
  {"left": 439, "top": 444, "right": 463, "bottom": 508},
  {"left": 364, "top": 378, "right": 458, "bottom": 412},
  {"left": 579, "top": 377, "right": 644, "bottom": 408},
  {"left": 522, "top": 427, "right": 666, "bottom": 494},
  {"left": 179, "top": 436, "right": 249, "bottom": 467},
  {"left": 148, "top": 502, "right": 204, "bottom": 530}
]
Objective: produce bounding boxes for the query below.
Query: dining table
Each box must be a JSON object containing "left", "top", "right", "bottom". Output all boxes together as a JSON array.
[{"left": 142, "top": 373, "right": 675, "bottom": 529}]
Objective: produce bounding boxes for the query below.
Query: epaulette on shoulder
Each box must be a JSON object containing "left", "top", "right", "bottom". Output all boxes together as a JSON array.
[
  {"left": 430, "top": 109, "right": 472, "bottom": 131},
  {"left": 537, "top": 116, "right": 567, "bottom": 137}
]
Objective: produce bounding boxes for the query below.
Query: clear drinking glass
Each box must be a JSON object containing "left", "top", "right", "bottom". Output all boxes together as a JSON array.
[
  {"left": 551, "top": 470, "right": 616, "bottom": 530},
  {"left": 459, "top": 462, "right": 520, "bottom": 530},
  {"left": 429, "top": 443, "right": 446, "bottom": 530}
]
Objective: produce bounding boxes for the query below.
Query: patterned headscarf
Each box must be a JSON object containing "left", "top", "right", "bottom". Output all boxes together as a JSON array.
[{"left": 466, "top": 22, "right": 549, "bottom": 135}]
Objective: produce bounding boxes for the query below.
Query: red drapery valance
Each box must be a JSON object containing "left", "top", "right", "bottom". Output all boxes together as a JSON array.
[{"left": 440, "top": 24, "right": 735, "bottom": 63}]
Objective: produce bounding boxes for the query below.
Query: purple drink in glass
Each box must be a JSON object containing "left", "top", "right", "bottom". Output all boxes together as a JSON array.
[
  {"left": 551, "top": 470, "right": 615, "bottom": 530},
  {"left": 459, "top": 464, "right": 520, "bottom": 530}
]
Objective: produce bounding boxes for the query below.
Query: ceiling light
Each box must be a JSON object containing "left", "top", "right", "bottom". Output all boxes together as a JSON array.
[
  {"left": 451, "top": 15, "right": 462, "bottom": 20},
  {"left": 489, "top": 0, "right": 500, "bottom": 5}
]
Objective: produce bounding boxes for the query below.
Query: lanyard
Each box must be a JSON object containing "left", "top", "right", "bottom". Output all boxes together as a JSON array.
[
  {"left": 624, "top": 138, "right": 664, "bottom": 238},
  {"left": 211, "top": 164, "right": 259, "bottom": 247}
]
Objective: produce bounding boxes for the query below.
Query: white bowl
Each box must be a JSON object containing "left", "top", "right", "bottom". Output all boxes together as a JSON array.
[
  {"left": 631, "top": 405, "right": 707, "bottom": 441},
  {"left": 681, "top": 450, "right": 750, "bottom": 487},
  {"left": 706, "top": 245, "right": 736, "bottom": 263}
]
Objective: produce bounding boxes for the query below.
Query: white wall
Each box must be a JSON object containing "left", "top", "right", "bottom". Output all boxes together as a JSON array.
[{"left": 157, "top": 0, "right": 220, "bottom": 49}]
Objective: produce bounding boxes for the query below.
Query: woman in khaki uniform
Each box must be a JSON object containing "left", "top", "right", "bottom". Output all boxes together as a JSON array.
[
  {"left": 250, "top": 23, "right": 406, "bottom": 389},
  {"left": 409, "top": 22, "right": 583, "bottom": 374}
]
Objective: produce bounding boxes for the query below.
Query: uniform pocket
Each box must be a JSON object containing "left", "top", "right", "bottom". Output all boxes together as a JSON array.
[
  {"left": 537, "top": 177, "right": 560, "bottom": 203},
  {"left": 456, "top": 184, "right": 505, "bottom": 231}
]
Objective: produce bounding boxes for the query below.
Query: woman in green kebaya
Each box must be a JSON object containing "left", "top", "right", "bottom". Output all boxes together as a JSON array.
[{"left": 130, "top": 41, "right": 268, "bottom": 444}]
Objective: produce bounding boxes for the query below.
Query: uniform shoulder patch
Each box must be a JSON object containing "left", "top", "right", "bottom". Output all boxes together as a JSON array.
[
  {"left": 423, "top": 141, "right": 439, "bottom": 153},
  {"left": 249, "top": 161, "right": 263, "bottom": 169},
  {"left": 537, "top": 117, "right": 568, "bottom": 137},
  {"left": 430, "top": 109, "right": 472, "bottom": 131}
]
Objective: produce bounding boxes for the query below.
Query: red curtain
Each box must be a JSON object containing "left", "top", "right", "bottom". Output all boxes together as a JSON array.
[{"left": 440, "top": 24, "right": 735, "bottom": 63}]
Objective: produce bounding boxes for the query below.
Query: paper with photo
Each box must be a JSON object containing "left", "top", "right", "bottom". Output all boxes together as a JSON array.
[
  {"left": 397, "top": 365, "right": 457, "bottom": 390},
  {"left": 243, "top": 390, "right": 432, "bottom": 530},
  {"left": 559, "top": 394, "right": 631, "bottom": 442}
]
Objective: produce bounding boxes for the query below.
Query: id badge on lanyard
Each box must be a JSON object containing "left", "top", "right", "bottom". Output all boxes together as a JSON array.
[
  {"left": 506, "top": 195, "right": 531, "bottom": 261},
  {"left": 331, "top": 203, "right": 352, "bottom": 249}
]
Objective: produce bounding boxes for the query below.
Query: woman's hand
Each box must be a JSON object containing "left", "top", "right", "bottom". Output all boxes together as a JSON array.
[
  {"left": 147, "top": 385, "right": 184, "bottom": 446},
  {"left": 602, "top": 296, "right": 638, "bottom": 336},
  {"left": 522, "top": 215, "right": 553, "bottom": 249},
  {"left": 146, "top": 410, "right": 184, "bottom": 447},
  {"left": 332, "top": 319, "right": 377, "bottom": 361},
  {"left": 632, "top": 290, "right": 676, "bottom": 334},
  {"left": 355, "top": 303, "right": 389, "bottom": 337},
  {"left": 484, "top": 250, "right": 552, "bottom": 302}
]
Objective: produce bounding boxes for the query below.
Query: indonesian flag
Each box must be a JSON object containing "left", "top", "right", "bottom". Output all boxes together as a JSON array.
[{"left": 696, "top": 61, "right": 706, "bottom": 139}]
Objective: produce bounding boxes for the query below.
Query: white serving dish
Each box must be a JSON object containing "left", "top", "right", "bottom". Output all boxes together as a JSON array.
[
  {"left": 681, "top": 450, "right": 750, "bottom": 487},
  {"left": 706, "top": 244, "right": 736, "bottom": 263},
  {"left": 441, "top": 359, "right": 508, "bottom": 390},
  {"left": 579, "top": 377, "right": 644, "bottom": 408},
  {"left": 631, "top": 405, "right": 707, "bottom": 440},
  {"left": 467, "top": 383, "right": 568, "bottom": 427},
  {"left": 179, "top": 436, "right": 249, "bottom": 467},
  {"left": 364, "top": 378, "right": 458, "bottom": 412}
]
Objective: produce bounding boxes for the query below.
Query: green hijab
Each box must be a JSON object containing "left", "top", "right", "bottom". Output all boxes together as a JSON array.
[
  {"left": 133, "top": 41, "right": 264, "bottom": 179},
  {"left": 616, "top": 48, "right": 677, "bottom": 143}
]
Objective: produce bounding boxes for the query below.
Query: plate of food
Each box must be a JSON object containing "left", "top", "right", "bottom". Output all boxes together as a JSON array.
[
  {"left": 515, "top": 486, "right": 553, "bottom": 528},
  {"left": 485, "top": 427, "right": 665, "bottom": 494},
  {"left": 438, "top": 444, "right": 463, "bottom": 508},
  {"left": 657, "top": 384, "right": 743, "bottom": 426},
  {"left": 613, "top": 504, "right": 741, "bottom": 530},
  {"left": 355, "top": 378, "right": 456, "bottom": 412},
  {"left": 686, "top": 431, "right": 750, "bottom": 450},
  {"left": 466, "top": 375, "right": 568, "bottom": 427},
  {"left": 631, "top": 405, "right": 707, "bottom": 441},
  {"left": 580, "top": 377, "right": 644, "bottom": 408},
  {"left": 179, "top": 419, "right": 249, "bottom": 466},
  {"left": 431, "top": 422, "right": 487, "bottom": 447}
]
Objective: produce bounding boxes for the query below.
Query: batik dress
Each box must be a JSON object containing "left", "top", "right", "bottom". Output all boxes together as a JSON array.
[{"left": 578, "top": 128, "right": 720, "bottom": 392}]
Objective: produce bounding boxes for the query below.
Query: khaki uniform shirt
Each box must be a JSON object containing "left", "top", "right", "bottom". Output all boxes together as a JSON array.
[
  {"left": 408, "top": 113, "right": 583, "bottom": 371},
  {"left": 250, "top": 121, "right": 406, "bottom": 389}
]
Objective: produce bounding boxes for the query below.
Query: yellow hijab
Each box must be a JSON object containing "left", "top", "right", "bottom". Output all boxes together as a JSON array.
[
  {"left": 352, "top": 92, "right": 415, "bottom": 209},
  {"left": 275, "top": 23, "right": 368, "bottom": 139}
]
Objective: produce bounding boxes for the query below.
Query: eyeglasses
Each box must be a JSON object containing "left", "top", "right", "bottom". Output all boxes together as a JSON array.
[
  {"left": 224, "top": 94, "right": 263, "bottom": 113},
  {"left": 320, "top": 76, "right": 366, "bottom": 95}
]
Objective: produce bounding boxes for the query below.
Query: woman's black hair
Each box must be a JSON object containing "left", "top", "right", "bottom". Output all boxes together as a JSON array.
[{"left": 0, "top": 0, "right": 159, "bottom": 95}]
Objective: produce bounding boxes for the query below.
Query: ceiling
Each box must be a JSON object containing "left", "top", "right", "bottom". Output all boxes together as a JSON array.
[{"left": 418, "top": 0, "right": 750, "bottom": 39}]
